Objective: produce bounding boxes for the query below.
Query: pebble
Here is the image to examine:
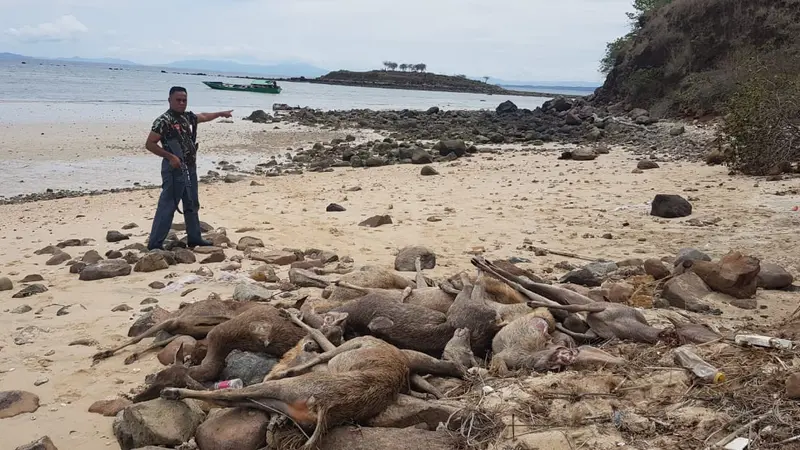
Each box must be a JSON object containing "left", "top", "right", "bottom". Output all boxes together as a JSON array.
[{"left": 34, "top": 377, "right": 49, "bottom": 386}]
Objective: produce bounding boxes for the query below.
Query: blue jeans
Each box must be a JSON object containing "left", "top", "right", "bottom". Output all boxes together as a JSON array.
[{"left": 147, "top": 159, "right": 203, "bottom": 250}]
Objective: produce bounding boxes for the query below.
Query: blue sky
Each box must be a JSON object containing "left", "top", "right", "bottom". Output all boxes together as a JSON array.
[{"left": 0, "top": 0, "right": 635, "bottom": 82}]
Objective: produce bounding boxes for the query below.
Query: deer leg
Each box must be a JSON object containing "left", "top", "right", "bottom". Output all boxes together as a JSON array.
[
  {"left": 265, "top": 339, "right": 366, "bottom": 380},
  {"left": 410, "top": 374, "right": 442, "bottom": 399},
  {"left": 439, "top": 280, "right": 461, "bottom": 295},
  {"left": 402, "top": 349, "right": 464, "bottom": 378},
  {"left": 303, "top": 407, "right": 328, "bottom": 449},
  {"left": 414, "top": 257, "right": 428, "bottom": 288},
  {"left": 555, "top": 323, "right": 600, "bottom": 343},
  {"left": 283, "top": 310, "right": 337, "bottom": 352},
  {"left": 332, "top": 281, "right": 370, "bottom": 295},
  {"left": 123, "top": 335, "right": 181, "bottom": 365},
  {"left": 399, "top": 286, "right": 413, "bottom": 303}
]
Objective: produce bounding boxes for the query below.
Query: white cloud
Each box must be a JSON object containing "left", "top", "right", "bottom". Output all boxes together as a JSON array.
[{"left": 6, "top": 15, "right": 88, "bottom": 42}]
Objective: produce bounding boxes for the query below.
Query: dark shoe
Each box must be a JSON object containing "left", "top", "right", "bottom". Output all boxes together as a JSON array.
[{"left": 187, "top": 239, "right": 213, "bottom": 248}]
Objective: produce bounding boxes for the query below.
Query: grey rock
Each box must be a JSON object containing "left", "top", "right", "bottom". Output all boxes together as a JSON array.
[
  {"left": 661, "top": 272, "right": 711, "bottom": 312},
  {"left": 0, "top": 277, "right": 12, "bottom": 291},
  {"left": 13, "top": 436, "right": 57, "bottom": 450},
  {"left": 637, "top": 160, "right": 659, "bottom": 170},
  {"left": 221, "top": 350, "right": 278, "bottom": 386},
  {"left": 81, "top": 250, "right": 103, "bottom": 264},
  {"left": 79, "top": 259, "right": 132, "bottom": 281},
  {"left": 12, "top": 284, "right": 48, "bottom": 298},
  {"left": 173, "top": 248, "right": 196, "bottom": 264},
  {"left": 288, "top": 268, "right": 329, "bottom": 288},
  {"left": 675, "top": 248, "right": 711, "bottom": 266},
  {"left": 122, "top": 223, "right": 139, "bottom": 230},
  {"left": 112, "top": 398, "right": 205, "bottom": 450},
  {"left": 757, "top": 262, "right": 794, "bottom": 290},
  {"left": 359, "top": 215, "right": 393, "bottom": 228},
  {"left": 433, "top": 140, "right": 467, "bottom": 157},
  {"left": 233, "top": 283, "right": 274, "bottom": 302},
  {"left": 651, "top": 194, "right": 692, "bottom": 218},
  {"left": 559, "top": 268, "right": 602, "bottom": 287},
  {"left": 237, "top": 236, "right": 265, "bottom": 251},
  {"left": 395, "top": 246, "right": 436, "bottom": 272},
  {"left": 200, "top": 251, "right": 226, "bottom": 264},
  {"left": 584, "top": 261, "right": 618, "bottom": 278},
  {"left": 410, "top": 147, "right": 433, "bottom": 164},
  {"left": 195, "top": 408, "right": 269, "bottom": 450},
  {"left": 20, "top": 274, "right": 44, "bottom": 283},
  {"left": 669, "top": 125, "right": 686, "bottom": 136},
  {"left": 106, "top": 230, "right": 130, "bottom": 243},
  {"left": 112, "top": 304, "right": 133, "bottom": 312},
  {"left": 570, "top": 148, "right": 597, "bottom": 161},
  {"left": 420, "top": 165, "right": 439, "bottom": 176},
  {"left": 46, "top": 252, "right": 71, "bottom": 266},
  {"left": 134, "top": 254, "right": 170, "bottom": 273},
  {"left": 644, "top": 259, "right": 670, "bottom": 280},
  {"left": 326, "top": 203, "right": 346, "bottom": 212},
  {"left": 11, "top": 305, "right": 32, "bottom": 314}
]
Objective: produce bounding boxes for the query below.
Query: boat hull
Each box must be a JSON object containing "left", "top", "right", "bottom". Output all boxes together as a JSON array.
[{"left": 202, "top": 81, "right": 282, "bottom": 94}]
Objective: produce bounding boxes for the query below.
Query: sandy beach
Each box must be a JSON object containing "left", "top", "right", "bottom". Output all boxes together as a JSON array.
[{"left": 1, "top": 124, "right": 800, "bottom": 448}]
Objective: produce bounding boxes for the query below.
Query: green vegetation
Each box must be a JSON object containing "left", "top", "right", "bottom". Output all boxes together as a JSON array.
[
  {"left": 599, "top": 0, "right": 673, "bottom": 75},
  {"left": 382, "top": 61, "right": 427, "bottom": 73}
]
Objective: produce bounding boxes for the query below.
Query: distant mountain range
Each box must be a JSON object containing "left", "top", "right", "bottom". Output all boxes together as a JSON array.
[{"left": 156, "top": 59, "right": 329, "bottom": 78}]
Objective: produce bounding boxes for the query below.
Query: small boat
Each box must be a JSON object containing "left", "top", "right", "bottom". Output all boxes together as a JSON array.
[{"left": 202, "top": 79, "right": 282, "bottom": 94}]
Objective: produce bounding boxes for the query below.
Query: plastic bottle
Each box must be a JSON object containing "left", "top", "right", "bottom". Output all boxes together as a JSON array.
[
  {"left": 673, "top": 346, "right": 726, "bottom": 384},
  {"left": 213, "top": 379, "right": 243, "bottom": 390},
  {"left": 734, "top": 334, "right": 794, "bottom": 350}
]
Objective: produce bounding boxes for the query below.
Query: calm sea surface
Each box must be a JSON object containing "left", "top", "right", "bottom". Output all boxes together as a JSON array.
[
  {"left": 0, "top": 60, "right": 550, "bottom": 124},
  {"left": 0, "top": 60, "right": 552, "bottom": 198}
]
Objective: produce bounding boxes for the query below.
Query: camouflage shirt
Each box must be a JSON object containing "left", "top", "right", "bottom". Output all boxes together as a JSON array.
[{"left": 151, "top": 109, "right": 198, "bottom": 168}]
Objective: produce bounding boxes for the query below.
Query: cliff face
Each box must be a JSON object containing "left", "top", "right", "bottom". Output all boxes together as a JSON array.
[{"left": 593, "top": 0, "right": 800, "bottom": 118}]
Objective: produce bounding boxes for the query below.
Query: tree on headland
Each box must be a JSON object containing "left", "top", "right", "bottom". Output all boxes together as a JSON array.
[
  {"left": 382, "top": 61, "right": 398, "bottom": 71},
  {"left": 413, "top": 63, "right": 427, "bottom": 73},
  {"left": 399, "top": 63, "right": 409, "bottom": 71},
  {"left": 599, "top": 0, "right": 673, "bottom": 74},
  {"left": 482, "top": 76, "right": 490, "bottom": 83}
]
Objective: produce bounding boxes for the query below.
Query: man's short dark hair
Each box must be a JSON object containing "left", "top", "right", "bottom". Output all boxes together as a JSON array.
[{"left": 169, "top": 86, "right": 187, "bottom": 96}]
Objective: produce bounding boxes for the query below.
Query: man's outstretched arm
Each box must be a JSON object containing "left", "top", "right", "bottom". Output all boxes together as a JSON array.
[{"left": 196, "top": 110, "right": 233, "bottom": 123}]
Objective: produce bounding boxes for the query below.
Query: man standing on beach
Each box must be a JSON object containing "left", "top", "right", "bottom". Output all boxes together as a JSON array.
[{"left": 145, "top": 86, "right": 232, "bottom": 250}]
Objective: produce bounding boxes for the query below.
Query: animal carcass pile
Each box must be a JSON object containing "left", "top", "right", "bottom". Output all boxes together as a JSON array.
[{"left": 89, "top": 246, "right": 800, "bottom": 450}]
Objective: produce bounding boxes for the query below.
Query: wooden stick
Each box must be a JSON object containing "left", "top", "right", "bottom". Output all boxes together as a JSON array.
[
  {"left": 711, "top": 412, "right": 770, "bottom": 449},
  {"left": 529, "top": 246, "right": 597, "bottom": 262}
]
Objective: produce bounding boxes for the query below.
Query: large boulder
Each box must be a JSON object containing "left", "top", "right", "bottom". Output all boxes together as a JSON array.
[
  {"left": 14, "top": 436, "right": 58, "bottom": 450},
  {"left": 79, "top": 259, "right": 132, "bottom": 281},
  {"left": 195, "top": 408, "right": 270, "bottom": 450},
  {"left": 112, "top": 398, "right": 205, "bottom": 450},
  {"left": 686, "top": 251, "right": 760, "bottom": 299},
  {"left": 0, "top": 391, "right": 40, "bottom": 418},
  {"left": 433, "top": 140, "right": 467, "bottom": 157},
  {"left": 394, "top": 246, "right": 436, "bottom": 272},
  {"left": 661, "top": 272, "right": 712, "bottom": 312},
  {"left": 757, "top": 262, "right": 794, "bottom": 290},
  {"left": 134, "top": 253, "right": 170, "bottom": 273},
  {"left": 651, "top": 194, "right": 692, "bottom": 218},
  {"left": 220, "top": 350, "right": 278, "bottom": 386},
  {"left": 496, "top": 100, "right": 518, "bottom": 114}
]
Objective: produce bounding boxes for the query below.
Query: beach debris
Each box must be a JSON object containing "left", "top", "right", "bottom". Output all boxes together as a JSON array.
[
  {"left": 13, "top": 326, "right": 47, "bottom": 345},
  {"left": 734, "top": 334, "right": 794, "bottom": 350},
  {"left": 0, "top": 390, "right": 40, "bottom": 418},
  {"left": 673, "top": 345, "right": 725, "bottom": 384}
]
